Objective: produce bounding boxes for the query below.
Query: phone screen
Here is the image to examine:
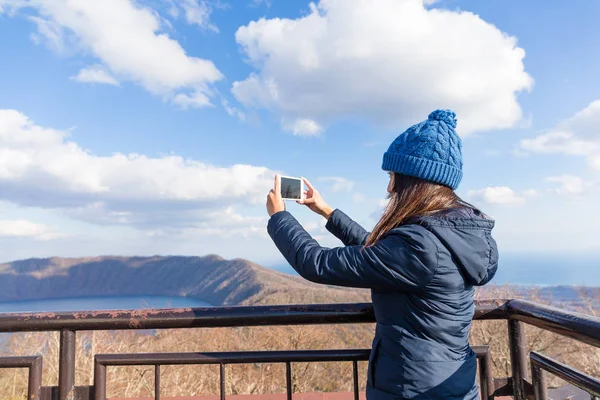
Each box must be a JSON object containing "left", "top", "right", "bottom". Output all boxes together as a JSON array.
[{"left": 281, "top": 177, "right": 302, "bottom": 199}]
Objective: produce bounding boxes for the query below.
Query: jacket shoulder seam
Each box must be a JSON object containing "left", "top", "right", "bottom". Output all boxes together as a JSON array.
[
  {"left": 417, "top": 225, "right": 441, "bottom": 289},
  {"left": 390, "top": 224, "right": 440, "bottom": 290}
]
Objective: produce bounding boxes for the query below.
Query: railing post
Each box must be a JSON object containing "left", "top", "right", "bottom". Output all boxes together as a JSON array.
[
  {"left": 220, "top": 363, "right": 225, "bottom": 400},
  {"left": 94, "top": 359, "right": 106, "bottom": 400},
  {"left": 478, "top": 349, "right": 494, "bottom": 400},
  {"left": 508, "top": 319, "right": 528, "bottom": 400},
  {"left": 285, "top": 362, "right": 292, "bottom": 400},
  {"left": 352, "top": 360, "right": 359, "bottom": 400},
  {"left": 59, "top": 329, "right": 76, "bottom": 400},
  {"left": 530, "top": 363, "right": 547, "bottom": 400},
  {"left": 28, "top": 356, "right": 43, "bottom": 400},
  {"left": 155, "top": 364, "right": 161, "bottom": 400}
]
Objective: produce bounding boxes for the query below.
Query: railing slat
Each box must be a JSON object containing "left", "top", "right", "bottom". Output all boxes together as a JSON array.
[
  {"left": 94, "top": 350, "right": 370, "bottom": 400},
  {"left": 472, "top": 346, "right": 494, "bottom": 400},
  {"left": 352, "top": 360, "right": 359, "bottom": 400},
  {"left": 94, "top": 358, "right": 107, "bottom": 400},
  {"left": 58, "top": 329, "right": 76, "bottom": 400},
  {"left": 531, "top": 362, "right": 547, "bottom": 400},
  {"left": 508, "top": 320, "right": 529, "bottom": 400},
  {"left": 155, "top": 364, "right": 160, "bottom": 400},
  {"left": 507, "top": 299, "right": 600, "bottom": 348},
  {"left": 220, "top": 363, "right": 226, "bottom": 400},
  {"left": 28, "top": 356, "right": 43, "bottom": 400},
  {"left": 0, "top": 303, "right": 377, "bottom": 332},
  {"left": 530, "top": 352, "right": 600, "bottom": 397},
  {"left": 286, "top": 362, "right": 292, "bottom": 400},
  {"left": 0, "top": 299, "right": 514, "bottom": 333},
  {"left": 0, "top": 356, "right": 43, "bottom": 400},
  {"left": 95, "top": 349, "right": 371, "bottom": 365}
]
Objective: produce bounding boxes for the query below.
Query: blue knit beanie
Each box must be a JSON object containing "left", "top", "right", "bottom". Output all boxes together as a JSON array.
[{"left": 382, "top": 109, "right": 463, "bottom": 190}]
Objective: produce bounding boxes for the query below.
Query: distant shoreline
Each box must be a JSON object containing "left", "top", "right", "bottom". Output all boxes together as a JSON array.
[{"left": 0, "top": 295, "right": 213, "bottom": 313}]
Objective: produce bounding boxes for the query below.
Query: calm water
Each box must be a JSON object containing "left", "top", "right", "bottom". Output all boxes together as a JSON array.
[{"left": 0, "top": 296, "right": 212, "bottom": 313}]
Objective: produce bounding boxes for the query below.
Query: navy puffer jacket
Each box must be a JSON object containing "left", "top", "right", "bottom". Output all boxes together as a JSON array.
[{"left": 267, "top": 207, "right": 498, "bottom": 400}]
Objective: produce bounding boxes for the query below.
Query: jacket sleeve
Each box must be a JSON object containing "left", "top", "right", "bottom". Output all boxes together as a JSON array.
[
  {"left": 267, "top": 211, "right": 438, "bottom": 291},
  {"left": 325, "top": 209, "right": 370, "bottom": 246}
]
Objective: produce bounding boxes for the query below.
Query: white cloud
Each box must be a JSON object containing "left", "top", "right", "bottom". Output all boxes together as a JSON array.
[
  {"left": 519, "top": 131, "right": 594, "bottom": 155},
  {"left": 222, "top": 99, "right": 246, "bottom": 121},
  {"left": 590, "top": 155, "right": 600, "bottom": 170},
  {"left": 468, "top": 186, "right": 527, "bottom": 206},
  {"left": 287, "top": 118, "right": 323, "bottom": 136},
  {"left": 467, "top": 178, "right": 595, "bottom": 207},
  {"left": 179, "top": 0, "right": 218, "bottom": 32},
  {"left": 147, "top": 206, "right": 268, "bottom": 238},
  {"left": 317, "top": 177, "right": 355, "bottom": 193},
  {"left": 0, "top": 219, "right": 61, "bottom": 240},
  {"left": 522, "top": 189, "right": 539, "bottom": 198},
  {"left": 250, "top": 0, "right": 271, "bottom": 8},
  {"left": 0, "top": 109, "right": 273, "bottom": 231},
  {"left": 172, "top": 91, "right": 212, "bottom": 109},
  {"left": 519, "top": 100, "right": 600, "bottom": 171},
  {"left": 3, "top": 0, "right": 223, "bottom": 107},
  {"left": 232, "top": 0, "right": 532, "bottom": 135},
  {"left": 546, "top": 175, "right": 595, "bottom": 197},
  {"left": 70, "top": 65, "right": 119, "bottom": 86},
  {"left": 28, "top": 15, "right": 67, "bottom": 52}
]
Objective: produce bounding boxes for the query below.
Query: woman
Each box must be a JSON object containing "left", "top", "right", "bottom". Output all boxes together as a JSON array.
[{"left": 266, "top": 109, "right": 498, "bottom": 400}]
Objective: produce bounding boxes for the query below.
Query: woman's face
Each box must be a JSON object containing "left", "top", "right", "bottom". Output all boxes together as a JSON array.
[{"left": 387, "top": 172, "right": 394, "bottom": 193}]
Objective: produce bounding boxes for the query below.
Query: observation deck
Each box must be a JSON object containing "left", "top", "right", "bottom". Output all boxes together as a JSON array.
[{"left": 0, "top": 299, "right": 598, "bottom": 400}]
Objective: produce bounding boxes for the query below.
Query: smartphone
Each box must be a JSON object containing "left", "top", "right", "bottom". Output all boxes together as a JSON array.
[{"left": 278, "top": 175, "right": 305, "bottom": 201}]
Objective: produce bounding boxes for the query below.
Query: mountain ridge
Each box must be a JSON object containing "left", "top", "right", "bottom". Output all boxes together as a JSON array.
[
  {"left": 1, "top": 255, "right": 597, "bottom": 308},
  {"left": 0, "top": 255, "right": 370, "bottom": 306}
]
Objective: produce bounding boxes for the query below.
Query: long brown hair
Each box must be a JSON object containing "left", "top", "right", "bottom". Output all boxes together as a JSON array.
[{"left": 365, "top": 173, "right": 473, "bottom": 247}]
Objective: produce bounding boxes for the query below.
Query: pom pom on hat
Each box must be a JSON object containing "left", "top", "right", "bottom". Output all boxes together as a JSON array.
[{"left": 428, "top": 109, "right": 457, "bottom": 129}]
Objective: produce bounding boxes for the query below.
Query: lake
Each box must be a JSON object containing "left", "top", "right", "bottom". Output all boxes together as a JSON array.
[{"left": 0, "top": 295, "right": 212, "bottom": 313}]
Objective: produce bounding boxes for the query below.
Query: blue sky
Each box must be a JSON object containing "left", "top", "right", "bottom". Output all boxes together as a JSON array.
[{"left": 0, "top": 0, "right": 599, "bottom": 285}]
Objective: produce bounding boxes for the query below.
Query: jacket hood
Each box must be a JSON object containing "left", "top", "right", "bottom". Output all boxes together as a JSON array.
[{"left": 415, "top": 207, "right": 498, "bottom": 286}]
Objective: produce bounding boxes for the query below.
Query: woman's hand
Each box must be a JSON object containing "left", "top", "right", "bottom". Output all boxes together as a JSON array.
[
  {"left": 297, "top": 177, "right": 334, "bottom": 219},
  {"left": 266, "top": 174, "right": 286, "bottom": 217}
]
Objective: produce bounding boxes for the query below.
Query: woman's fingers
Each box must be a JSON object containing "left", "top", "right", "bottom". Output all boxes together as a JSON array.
[
  {"left": 273, "top": 174, "right": 280, "bottom": 194},
  {"left": 297, "top": 197, "right": 315, "bottom": 205},
  {"left": 302, "top": 177, "right": 315, "bottom": 192}
]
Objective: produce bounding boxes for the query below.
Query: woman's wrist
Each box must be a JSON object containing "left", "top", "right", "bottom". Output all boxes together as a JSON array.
[{"left": 320, "top": 206, "right": 334, "bottom": 220}]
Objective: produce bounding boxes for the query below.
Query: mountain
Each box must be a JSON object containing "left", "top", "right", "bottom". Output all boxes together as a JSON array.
[
  {"left": 0, "top": 255, "right": 370, "bottom": 306},
  {"left": 0, "top": 255, "right": 597, "bottom": 308}
]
